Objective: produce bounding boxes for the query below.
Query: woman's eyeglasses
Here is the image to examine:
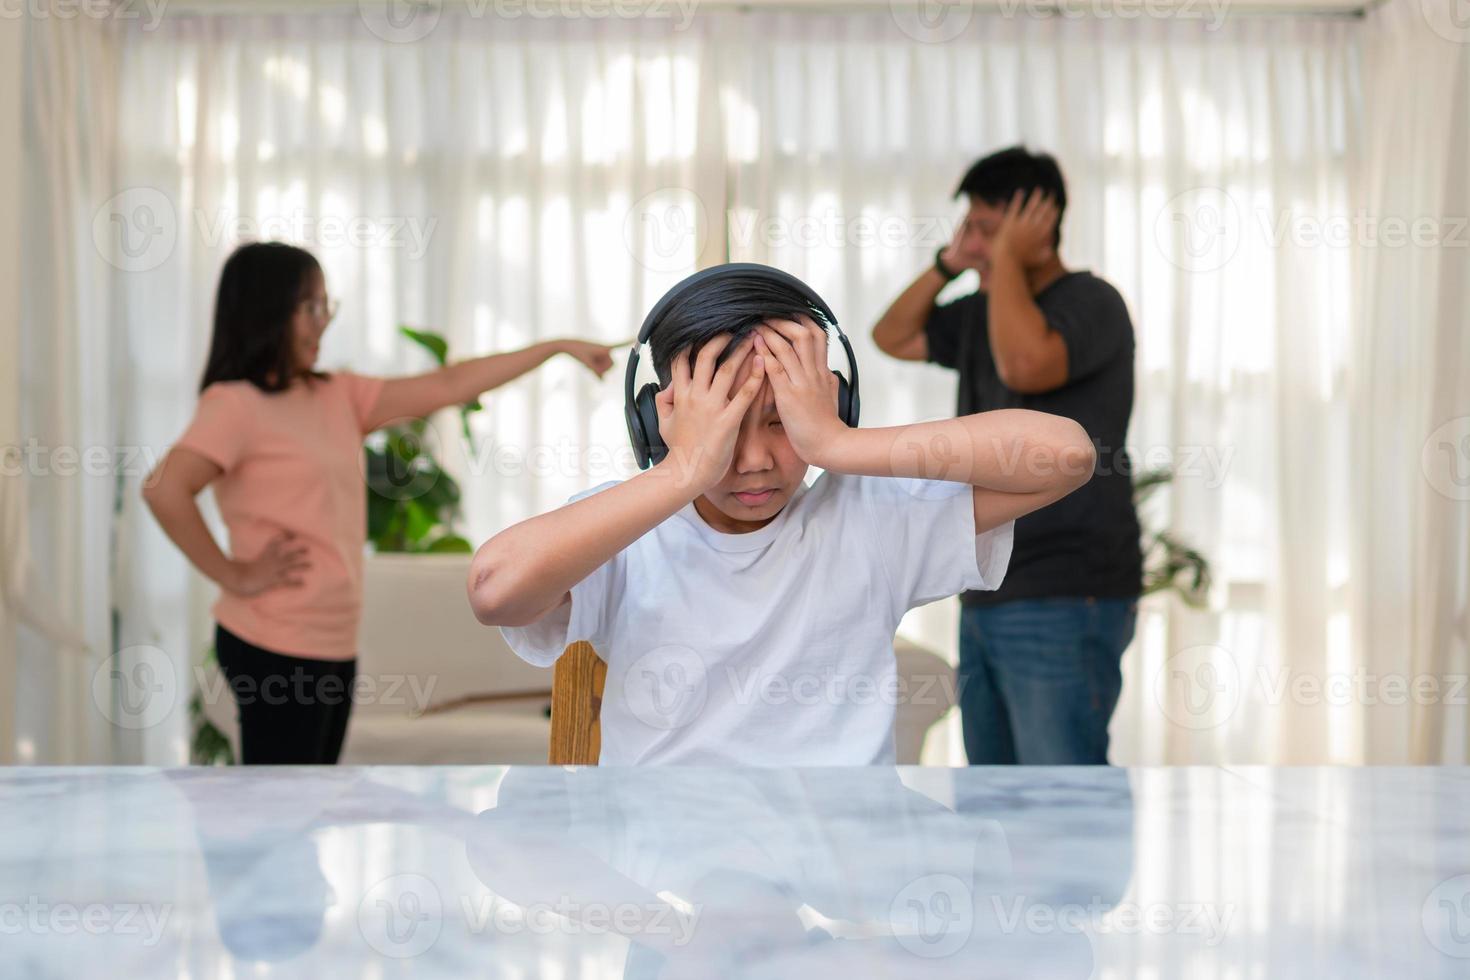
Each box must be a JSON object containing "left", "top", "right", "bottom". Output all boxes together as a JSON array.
[{"left": 301, "top": 297, "right": 340, "bottom": 323}]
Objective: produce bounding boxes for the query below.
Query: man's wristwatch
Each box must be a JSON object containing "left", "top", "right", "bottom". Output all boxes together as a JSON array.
[{"left": 934, "top": 246, "right": 962, "bottom": 282}]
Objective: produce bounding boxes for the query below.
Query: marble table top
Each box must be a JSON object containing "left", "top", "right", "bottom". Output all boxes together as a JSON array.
[{"left": 2, "top": 766, "right": 1467, "bottom": 978}]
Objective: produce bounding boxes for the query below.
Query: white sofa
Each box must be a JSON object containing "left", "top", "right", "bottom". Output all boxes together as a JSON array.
[{"left": 201, "top": 553, "right": 957, "bottom": 765}]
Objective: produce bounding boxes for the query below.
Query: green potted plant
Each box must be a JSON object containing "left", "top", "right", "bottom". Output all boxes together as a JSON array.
[
  {"left": 364, "top": 327, "right": 479, "bottom": 554},
  {"left": 1134, "top": 467, "right": 1212, "bottom": 606}
]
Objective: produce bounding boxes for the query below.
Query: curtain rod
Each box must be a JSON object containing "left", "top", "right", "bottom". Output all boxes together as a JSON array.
[{"left": 140, "top": 0, "right": 1379, "bottom": 19}]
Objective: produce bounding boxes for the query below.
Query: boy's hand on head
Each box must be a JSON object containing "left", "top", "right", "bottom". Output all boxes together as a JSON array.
[
  {"left": 655, "top": 334, "right": 765, "bottom": 495},
  {"left": 993, "top": 188, "right": 1059, "bottom": 267},
  {"left": 755, "top": 317, "right": 845, "bottom": 467}
]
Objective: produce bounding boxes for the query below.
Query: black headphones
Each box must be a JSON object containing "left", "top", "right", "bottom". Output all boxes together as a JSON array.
[{"left": 624, "top": 263, "right": 861, "bottom": 470}]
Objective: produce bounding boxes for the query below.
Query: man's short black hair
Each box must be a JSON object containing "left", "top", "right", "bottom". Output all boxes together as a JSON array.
[
  {"left": 647, "top": 271, "right": 833, "bottom": 387},
  {"left": 954, "top": 146, "right": 1067, "bottom": 247}
]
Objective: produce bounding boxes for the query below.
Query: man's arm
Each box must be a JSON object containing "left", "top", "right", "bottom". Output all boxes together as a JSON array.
[
  {"left": 467, "top": 336, "right": 764, "bottom": 627},
  {"left": 870, "top": 265, "right": 950, "bottom": 362},
  {"left": 985, "top": 190, "right": 1070, "bottom": 393}
]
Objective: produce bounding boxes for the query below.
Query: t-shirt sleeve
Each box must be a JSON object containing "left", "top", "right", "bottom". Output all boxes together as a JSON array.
[
  {"left": 337, "top": 371, "right": 387, "bottom": 434},
  {"left": 498, "top": 481, "right": 623, "bottom": 668},
  {"left": 1048, "top": 279, "right": 1134, "bottom": 384},
  {"left": 923, "top": 294, "right": 973, "bottom": 371},
  {"left": 854, "top": 475, "right": 1014, "bottom": 618},
  {"left": 174, "top": 384, "right": 252, "bottom": 473}
]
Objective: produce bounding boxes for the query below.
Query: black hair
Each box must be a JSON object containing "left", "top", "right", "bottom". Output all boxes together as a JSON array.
[
  {"left": 954, "top": 145, "right": 1067, "bottom": 247},
  {"left": 200, "top": 242, "right": 324, "bottom": 393},
  {"left": 647, "top": 272, "right": 833, "bottom": 387}
]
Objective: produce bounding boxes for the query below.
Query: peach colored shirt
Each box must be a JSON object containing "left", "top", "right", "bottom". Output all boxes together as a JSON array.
[{"left": 176, "top": 372, "right": 385, "bottom": 660}]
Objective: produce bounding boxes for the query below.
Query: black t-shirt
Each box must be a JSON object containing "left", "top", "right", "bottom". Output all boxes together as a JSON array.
[{"left": 926, "top": 270, "right": 1143, "bottom": 606}]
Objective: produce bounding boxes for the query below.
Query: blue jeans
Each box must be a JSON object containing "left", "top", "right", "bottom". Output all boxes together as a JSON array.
[{"left": 957, "top": 597, "right": 1137, "bottom": 765}]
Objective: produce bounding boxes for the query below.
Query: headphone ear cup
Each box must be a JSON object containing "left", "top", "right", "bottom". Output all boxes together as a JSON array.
[
  {"left": 635, "top": 382, "right": 667, "bottom": 466},
  {"left": 832, "top": 370, "right": 859, "bottom": 428}
]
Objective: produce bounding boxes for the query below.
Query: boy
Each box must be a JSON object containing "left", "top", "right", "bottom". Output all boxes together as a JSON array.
[{"left": 468, "top": 265, "right": 1095, "bottom": 765}]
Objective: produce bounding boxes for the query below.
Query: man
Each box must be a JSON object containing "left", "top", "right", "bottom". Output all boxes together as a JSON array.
[{"left": 871, "top": 146, "right": 1142, "bottom": 764}]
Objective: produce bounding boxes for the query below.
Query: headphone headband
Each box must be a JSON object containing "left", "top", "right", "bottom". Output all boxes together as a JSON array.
[
  {"left": 635, "top": 262, "right": 840, "bottom": 345},
  {"left": 624, "top": 262, "right": 860, "bottom": 469}
]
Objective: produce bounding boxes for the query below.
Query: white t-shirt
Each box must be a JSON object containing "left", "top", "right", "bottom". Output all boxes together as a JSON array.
[{"left": 501, "top": 472, "right": 1014, "bottom": 765}]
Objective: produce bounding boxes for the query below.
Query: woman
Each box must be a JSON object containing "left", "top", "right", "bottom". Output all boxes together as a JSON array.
[{"left": 144, "top": 241, "right": 615, "bottom": 764}]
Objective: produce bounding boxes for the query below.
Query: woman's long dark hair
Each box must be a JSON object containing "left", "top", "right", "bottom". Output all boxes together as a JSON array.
[{"left": 200, "top": 242, "right": 323, "bottom": 393}]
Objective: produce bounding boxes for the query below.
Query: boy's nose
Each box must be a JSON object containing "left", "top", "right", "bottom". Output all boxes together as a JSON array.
[{"left": 733, "top": 430, "right": 775, "bottom": 474}]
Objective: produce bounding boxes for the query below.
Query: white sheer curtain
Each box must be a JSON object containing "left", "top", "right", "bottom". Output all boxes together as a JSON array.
[
  {"left": 24, "top": 4, "right": 1464, "bottom": 764},
  {"left": 1351, "top": 0, "right": 1470, "bottom": 763},
  {"left": 14, "top": 15, "right": 121, "bottom": 765}
]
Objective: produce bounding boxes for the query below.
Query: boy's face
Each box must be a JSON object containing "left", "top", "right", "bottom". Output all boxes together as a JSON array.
[{"left": 691, "top": 333, "right": 811, "bottom": 534}]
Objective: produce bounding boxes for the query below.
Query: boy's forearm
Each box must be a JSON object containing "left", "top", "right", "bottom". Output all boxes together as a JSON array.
[
  {"left": 468, "top": 462, "right": 695, "bottom": 626},
  {"left": 816, "top": 409, "right": 1095, "bottom": 493}
]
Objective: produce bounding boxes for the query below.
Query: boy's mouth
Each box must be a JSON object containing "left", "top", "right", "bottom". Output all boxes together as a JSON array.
[{"left": 732, "top": 488, "right": 777, "bottom": 506}]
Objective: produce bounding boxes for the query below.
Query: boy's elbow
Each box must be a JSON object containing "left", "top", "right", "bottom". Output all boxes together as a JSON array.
[
  {"left": 467, "top": 546, "right": 540, "bottom": 627},
  {"left": 1057, "top": 420, "right": 1097, "bottom": 492},
  {"left": 467, "top": 552, "right": 510, "bottom": 626}
]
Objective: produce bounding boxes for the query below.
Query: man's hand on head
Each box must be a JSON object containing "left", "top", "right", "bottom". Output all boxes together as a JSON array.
[
  {"left": 754, "top": 317, "right": 846, "bottom": 468},
  {"left": 993, "top": 188, "right": 1059, "bottom": 268}
]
